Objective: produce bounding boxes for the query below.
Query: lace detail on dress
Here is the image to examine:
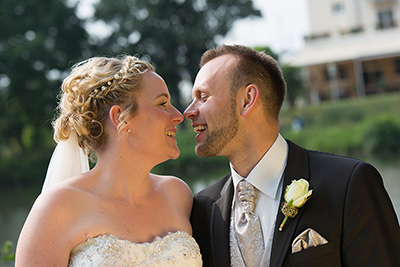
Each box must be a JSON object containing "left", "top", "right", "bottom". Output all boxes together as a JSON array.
[{"left": 68, "top": 231, "right": 202, "bottom": 266}]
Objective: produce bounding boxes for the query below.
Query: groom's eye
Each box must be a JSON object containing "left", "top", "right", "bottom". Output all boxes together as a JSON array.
[{"left": 200, "top": 94, "right": 209, "bottom": 102}]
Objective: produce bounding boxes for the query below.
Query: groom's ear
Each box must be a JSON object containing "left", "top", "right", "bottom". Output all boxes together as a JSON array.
[
  {"left": 109, "top": 105, "right": 124, "bottom": 130},
  {"left": 240, "top": 84, "right": 259, "bottom": 117}
]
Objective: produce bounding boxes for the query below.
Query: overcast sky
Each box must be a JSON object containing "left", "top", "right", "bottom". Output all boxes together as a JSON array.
[
  {"left": 77, "top": 0, "right": 311, "bottom": 58},
  {"left": 219, "top": 0, "right": 310, "bottom": 57}
]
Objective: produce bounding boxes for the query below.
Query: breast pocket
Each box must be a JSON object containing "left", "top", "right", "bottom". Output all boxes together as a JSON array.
[{"left": 287, "top": 242, "right": 340, "bottom": 267}]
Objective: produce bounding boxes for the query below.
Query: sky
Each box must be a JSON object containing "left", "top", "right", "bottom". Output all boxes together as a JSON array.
[
  {"left": 76, "top": 0, "right": 311, "bottom": 60},
  {"left": 219, "top": 0, "right": 311, "bottom": 59}
]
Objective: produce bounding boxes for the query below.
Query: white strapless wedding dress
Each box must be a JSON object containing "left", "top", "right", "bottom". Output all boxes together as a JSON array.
[{"left": 68, "top": 231, "right": 202, "bottom": 266}]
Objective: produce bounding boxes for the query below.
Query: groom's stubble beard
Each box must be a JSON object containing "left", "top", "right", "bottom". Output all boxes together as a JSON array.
[{"left": 195, "top": 96, "right": 239, "bottom": 157}]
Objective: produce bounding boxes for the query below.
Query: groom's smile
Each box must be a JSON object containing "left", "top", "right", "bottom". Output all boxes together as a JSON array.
[{"left": 194, "top": 124, "right": 207, "bottom": 134}]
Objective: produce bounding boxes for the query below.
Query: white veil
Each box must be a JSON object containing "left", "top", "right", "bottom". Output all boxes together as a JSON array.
[{"left": 42, "top": 130, "right": 90, "bottom": 192}]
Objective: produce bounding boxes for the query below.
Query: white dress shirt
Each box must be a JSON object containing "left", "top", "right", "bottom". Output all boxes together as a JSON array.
[{"left": 230, "top": 134, "right": 288, "bottom": 265}]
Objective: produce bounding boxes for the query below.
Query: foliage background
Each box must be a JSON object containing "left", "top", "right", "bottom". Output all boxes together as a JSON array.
[
  {"left": 0, "top": 0, "right": 262, "bottom": 187},
  {"left": 1, "top": 0, "right": 398, "bottom": 189}
]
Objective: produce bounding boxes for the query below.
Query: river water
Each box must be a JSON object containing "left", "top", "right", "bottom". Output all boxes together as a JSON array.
[{"left": 1, "top": 159, "right": 399, "bottom": 257}]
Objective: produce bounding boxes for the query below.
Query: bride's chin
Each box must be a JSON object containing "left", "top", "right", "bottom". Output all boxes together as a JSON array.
[
  {"left": 156, "top": 150, "right": 180, "bottom": 164},
  {"left": 169, "top": 148, "right": 180, "bottom": 160}
]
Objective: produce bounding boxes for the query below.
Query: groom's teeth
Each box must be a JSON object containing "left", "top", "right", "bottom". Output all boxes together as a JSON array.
[
  {"left": 166, "top": 131, "right": 175, "bottom": 137},
  {"left": 194, "top": 125, "right": 207, "bottom": 133}
]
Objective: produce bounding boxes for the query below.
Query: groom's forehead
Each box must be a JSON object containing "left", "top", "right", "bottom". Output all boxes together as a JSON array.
[{"left": 194, "top": 57, "right": 235, "bottom": 87}]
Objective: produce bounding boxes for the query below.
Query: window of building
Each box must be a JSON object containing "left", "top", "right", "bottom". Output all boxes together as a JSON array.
[
  {"left": 324, "top": 64, "right": 347, "bottom": 81},
  {"left": 377, "top": 9, "right": 394, "bottom": 29},
  {"left": 338, "top": 66, "right": 347, "bottom": 80},
  {"left": 332, "top": 2, "right": 344, "bottom": 15},
  {"left": 363, "top": 71, "right": 382, "bottom": 84},
  {"left": 394, "top": 58, "right": 400, "bottom": 74},
  {"left": 324, "top": 68, "right": 330, "bottom": 82}
]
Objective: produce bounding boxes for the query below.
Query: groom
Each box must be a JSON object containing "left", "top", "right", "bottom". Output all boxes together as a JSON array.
[{"left": 184, "top": 45, "right": 400, "bottom": 267}]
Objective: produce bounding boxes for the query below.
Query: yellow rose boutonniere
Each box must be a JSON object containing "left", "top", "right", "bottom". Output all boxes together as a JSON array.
[{"left": 279, "top": 178, "right": 312, "bottom": 231}]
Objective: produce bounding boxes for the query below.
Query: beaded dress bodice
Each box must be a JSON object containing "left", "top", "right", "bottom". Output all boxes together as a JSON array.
[{"left": 68, "top": 231, "right": 202, "bottom": 266}]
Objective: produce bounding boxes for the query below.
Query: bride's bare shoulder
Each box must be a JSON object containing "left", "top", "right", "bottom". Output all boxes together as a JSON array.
[
  {"left": 150, "top": 174, "right": 191, "bottom": 193},
  {"left": 16, "top": 173, "right": 100, "bottom": 266},
  {"left": 32, "top": 173, "right": 96, "bottom": 219},
  {"left": 150, "top": 173, "right": 193, "bottom": 213}
]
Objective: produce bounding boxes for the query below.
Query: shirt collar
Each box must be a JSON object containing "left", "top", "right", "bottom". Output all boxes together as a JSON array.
[{"left": 231, "top": 134, "right": 288, "bottom": 201}]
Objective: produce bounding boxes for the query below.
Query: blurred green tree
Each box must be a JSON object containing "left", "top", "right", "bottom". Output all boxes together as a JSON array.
[
  {"left": 281, "top": 64, "right": 306, "bottom": 108},
  {"left": 254, "top": 46, "right": 305, "bottom": 108},
  {"left": 253, "top": 46, "right": 279, "bottom": 60},
  {"left": 90, "top": 0, "right": 261, "bottom": 111},
  {"left": 0, "top": 0, "right": 261, "bottom": 185},
  {"left": 0, "top": 0, "right": 88, "bottom": 185}
]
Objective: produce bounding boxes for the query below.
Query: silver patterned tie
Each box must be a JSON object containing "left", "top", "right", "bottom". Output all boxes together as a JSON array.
[{"left": 236, "top": 180, "right": 264, "bottom": 267}]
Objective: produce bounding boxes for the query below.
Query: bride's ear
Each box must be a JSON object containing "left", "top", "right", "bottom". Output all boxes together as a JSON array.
[{"left": 109, "top": 105, "right": 124, "bottom": 130}]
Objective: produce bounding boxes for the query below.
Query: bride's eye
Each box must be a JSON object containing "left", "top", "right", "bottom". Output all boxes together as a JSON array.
[{"left": 160, "top": 101, "right": 167, "bottom": 108}]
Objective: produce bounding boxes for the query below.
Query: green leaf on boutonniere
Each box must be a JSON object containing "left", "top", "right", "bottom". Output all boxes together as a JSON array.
[{"left": 279, "top": 179, "right": 312, "bottom": 231}]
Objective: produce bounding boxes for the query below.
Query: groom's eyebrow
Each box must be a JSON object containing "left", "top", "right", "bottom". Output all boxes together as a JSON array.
[{"left": 192, "top": 87, "right": 205, "bottom": 98}]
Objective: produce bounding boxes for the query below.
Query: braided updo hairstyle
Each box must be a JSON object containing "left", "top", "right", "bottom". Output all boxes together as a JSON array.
[{"left": 53, "top": 55, "right": 154, "bottom": 153}]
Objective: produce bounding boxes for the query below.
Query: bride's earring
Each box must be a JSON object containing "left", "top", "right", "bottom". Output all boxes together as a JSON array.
[{"left": 127, "top": 129, "right": 131, "bottom": 133}]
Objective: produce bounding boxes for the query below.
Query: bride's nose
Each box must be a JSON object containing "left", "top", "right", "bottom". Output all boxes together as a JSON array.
[{"left": 170, "top": 106, "right": 184, "bottom": 124}]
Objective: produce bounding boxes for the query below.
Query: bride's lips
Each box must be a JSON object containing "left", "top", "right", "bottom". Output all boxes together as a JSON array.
[{"left": 165, "top": 128, "right": 177, "bottom": 138}]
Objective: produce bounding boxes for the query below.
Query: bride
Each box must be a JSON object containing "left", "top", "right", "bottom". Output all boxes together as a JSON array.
[{"left": 15, "top": 55, "right": 202, "bottom": 266}]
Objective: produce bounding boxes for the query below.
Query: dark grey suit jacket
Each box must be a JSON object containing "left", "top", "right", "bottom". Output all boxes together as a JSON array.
[{"left": 190, "top": 140, "right": 400, "bottom": 266}]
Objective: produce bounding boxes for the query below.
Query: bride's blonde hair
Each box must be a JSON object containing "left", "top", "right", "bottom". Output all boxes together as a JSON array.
[{"left": 53, "top": 55, "right": 154, "bottom": 153}]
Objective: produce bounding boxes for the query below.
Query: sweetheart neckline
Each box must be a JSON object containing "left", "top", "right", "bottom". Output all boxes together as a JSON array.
[
  {"left": 69, "top": 230, "right": 202, "bottom": 267},
  {"left": 72, "top": 230, "right": 194, "bottom": 251}
]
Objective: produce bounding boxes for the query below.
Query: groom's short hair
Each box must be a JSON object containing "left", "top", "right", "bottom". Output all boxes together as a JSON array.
[{"left": 200, "top": 44, "right": 287, "bottom": 121}]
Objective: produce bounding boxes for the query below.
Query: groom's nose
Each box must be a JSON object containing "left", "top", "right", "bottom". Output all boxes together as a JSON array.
[{"left": 183, "top": 101, "right": 198, "bottom": 120}]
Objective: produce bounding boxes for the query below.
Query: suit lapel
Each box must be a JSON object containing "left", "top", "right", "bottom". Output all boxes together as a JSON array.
[
  {"left": 270, "top": 140, "right": 310, "bottom": 267},
  {"left": 211, "top": 176, "right": 234, "bottom": 267}
]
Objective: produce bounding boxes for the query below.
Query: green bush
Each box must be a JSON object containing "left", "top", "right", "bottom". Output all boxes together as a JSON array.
[
  {"left": 280, "top": 92, "right": 400, "bottom": 160},
  {"left": 1, "top": 240, "right": 15, "bottom": 263},
  {"left": 363, "top": 115, "right": 400, "bottom": 157},
  {"left": 282, "top": 123, "right": 365, "bottom": 157}
]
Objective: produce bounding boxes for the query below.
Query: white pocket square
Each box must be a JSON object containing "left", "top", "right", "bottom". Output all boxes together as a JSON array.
[{"left": 292, "top": 228, "right": 328, "bottom": 253}]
